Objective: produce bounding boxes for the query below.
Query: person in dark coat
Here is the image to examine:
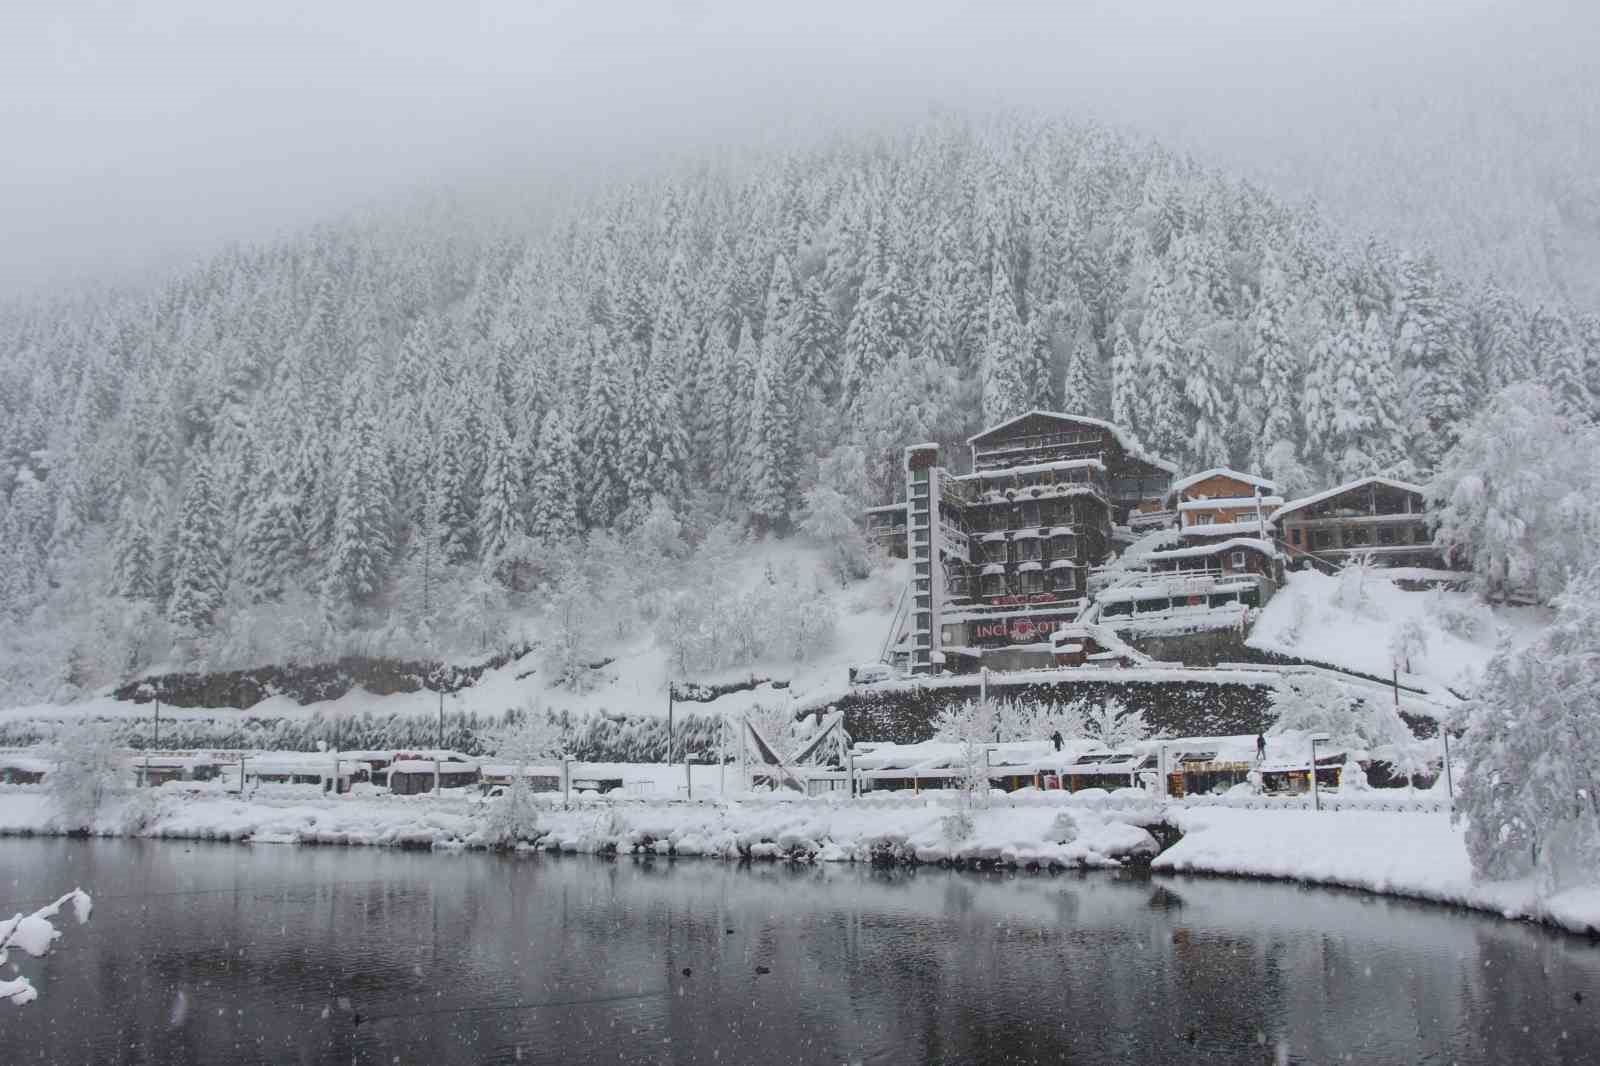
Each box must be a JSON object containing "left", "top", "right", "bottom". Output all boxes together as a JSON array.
[
  {"left": 1255, "top": 734, "right": 1267, "bottom": 762},
  {"left": 1050, "top": 730, "right": 1064, "bottom": 752}
]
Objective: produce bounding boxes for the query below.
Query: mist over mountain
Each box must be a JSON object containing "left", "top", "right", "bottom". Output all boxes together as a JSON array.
[{"left": 2, "top": 108, "right": 1594, "bottom": 705}]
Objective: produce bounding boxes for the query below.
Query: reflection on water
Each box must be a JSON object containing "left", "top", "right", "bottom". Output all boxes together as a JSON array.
[{"left": 3, "top": 837, "right": 1597, "bottom": 1064}]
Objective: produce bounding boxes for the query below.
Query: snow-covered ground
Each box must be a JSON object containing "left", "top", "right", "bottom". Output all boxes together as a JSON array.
[
  {"left": 0, "top": 782, "right": 1159, "bottom": 870},
  {"left": 1156, "top": 806, "right": 1600, "bottom": 936},
  {"left": 1248, "top": 568, "right": 1548, "bottom": 693}
]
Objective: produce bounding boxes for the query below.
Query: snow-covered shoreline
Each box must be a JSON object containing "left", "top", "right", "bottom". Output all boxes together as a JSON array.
[
  {"left": 1156, "top": 806, "right": 1600, "bottom": 938},
  {"left": 4, "top": 783, "right": 1596, "bottom": 938},
  {"left": 0, "top": 784, "right": 1162, "bottom": 871}
]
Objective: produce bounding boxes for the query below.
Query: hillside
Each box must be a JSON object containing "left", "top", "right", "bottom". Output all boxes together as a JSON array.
[
  {"left": 1247, "top": 568, "right": 1549, "bottom": 696},
  {"left": 1, "top": 112, "right": 1595, "bottom": 706}
]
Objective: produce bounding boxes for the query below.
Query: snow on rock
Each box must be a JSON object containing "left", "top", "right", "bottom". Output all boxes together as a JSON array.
[{"left": 1155, "top": 807, "right": 1600, "bottom": 936}]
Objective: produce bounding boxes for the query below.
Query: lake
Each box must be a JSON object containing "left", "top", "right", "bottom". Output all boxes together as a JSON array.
[{"left": 3, "top": 837, "right": 1597, "bottom": 1064}]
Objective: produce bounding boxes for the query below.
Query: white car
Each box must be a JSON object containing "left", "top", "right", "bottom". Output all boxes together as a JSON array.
[{"left": 848, "top": 663, "right": 895, "bottom": 686}]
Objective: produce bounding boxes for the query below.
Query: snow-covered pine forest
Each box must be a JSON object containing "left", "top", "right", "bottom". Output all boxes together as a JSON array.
[{"left": 1, "top": 114, "right": 1597, "bottom": 704}]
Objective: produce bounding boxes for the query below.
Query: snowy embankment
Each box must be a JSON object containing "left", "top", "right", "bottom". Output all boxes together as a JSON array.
[
  {"left": 0, "top": 784, "right": 1160, "bottom": 871},
  {"left": 1247, "top": 568, "right": 1547, "bottom": 696},
  {"left": 1156, "top": 807, "right": 1600, "bottom": 937}
]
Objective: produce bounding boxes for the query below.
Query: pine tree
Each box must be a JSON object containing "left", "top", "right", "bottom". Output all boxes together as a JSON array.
[
  {"left": 239, "top": 458, "right": 301, "bottom": 602},
  {"left": 1249, "top": 259, "right": 1301, "bottom": 473},
  {"left": 1109, "top": 318, "right": 1140, "bottom": 429},
  {"left": 1059, "top": 298, "right": 1101, "bottom": 415},
  {"left": 579, "top": 326, "right": 627, "bottom": 527},
  {"left": 840, "top": 235, "right": 908, "bottom": 418},
  {"left": 477, "top": 417, "right": 524, "bottom": 563},
  {"left": 1182, "top": 334, "right": 1231, "bottom": 469},
  {"left": 744, "top": 326, "right": 797, "bottom": 531},
  {"left": 110, "top": 495, "right": 156, "bottom": 601},
  {"left": 1136, "top": 270, "right": 1186, "bottom": 461},
  {"left": 980, "top": 259, "right": 1031, "bottom": 425},
  {"left": 166, "top": 452, "right": 226, "bottom": 631},
  {"left": 1394, "top": 256, "right": 1476, "bottom": 474},
  {"left": 527, "top": 406, "right": 582, "bottom": 545},
  {"left": 325, "top": 389, "right": 393, "bottom": 609}
]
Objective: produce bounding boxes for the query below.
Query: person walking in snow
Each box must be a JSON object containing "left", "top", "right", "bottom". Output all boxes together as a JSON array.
[
  {"left": 1050, "top": 729, "right": 1064, "bottom": 752},
  {"left": 1255, "top": 734, "right": 1267, "bottom": 762}
]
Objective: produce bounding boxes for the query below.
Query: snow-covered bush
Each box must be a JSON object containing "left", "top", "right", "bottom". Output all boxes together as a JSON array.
[
  {"left": 1080, "top": 700, "right": 1150, "bottom": 749},
  {"left": 1278, "top": 589, "right": 1312, "bottom": 647},
  {"left": 1426, "top": 589, "right": 1490, "bottom": 642},
  {"left": 44, "top": 722, "right": 128, "bottom": 830},
  {"left": 1457, "top": 565, "right": 1600, "bottom": 889},
  {"left": 1268, "top": 674, "right": 1420, "bottom": 769},
  {"left": 1049, "top": 811, "right": 1079, "bottom": 845},
  {"left": 1330, "top": 556, "right": 1386, "bottom": 615},
  {"left": 477, "top": 702, "right": 567, "bottom": 846},
  {"left": 940, "top": 809, "right": 975, "bottom": 843},
  {"left": 1388, "top": 616, "right": 1431, "bottom": 674}
]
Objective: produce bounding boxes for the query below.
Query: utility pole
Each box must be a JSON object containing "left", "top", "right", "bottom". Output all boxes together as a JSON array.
[
  {"left": 666, "top": 682, "right": 675, "bottom": 767},
  {"left": 435, "top": 667, "right": 445, "bottom": 797},
  {"left": 1442, "top": 728, "right": 1454, "bottom": 810}
]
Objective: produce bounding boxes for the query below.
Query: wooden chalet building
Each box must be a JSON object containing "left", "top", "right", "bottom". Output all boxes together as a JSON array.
[
  {"left": 1165, "top": 468, "right": 1282, "bottom": 543},
  {"left": 892, "top": 411, "right": 1176, "bottom": 675},
  {"left": 1097, "top": 537, "right": 1283, "bottom": 619},
  {"left": 1270, "top": 476, "right": 1444, "bottom": 570}
]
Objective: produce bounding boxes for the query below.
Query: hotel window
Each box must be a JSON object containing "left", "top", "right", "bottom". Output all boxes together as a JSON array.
[
  {"left": 1231, "top": 551, "right": 1246, "bottom": 570},
  {"left": 1051, "top": 569, "right": 1076, "bottom": 593},
  {"left": 1019, "top": 500, "right": 1040, "bottom": 527},
  {"left": 985, "top": 540, "right": 1007, "bottom": 564},
  {"left": 1017, "top": 538, "right": 1041, "bottom": 562},
  {"left": 982, "top": 573, "right": 1006, "bottom": 597},
  {"left": 1019, "top": 570, "right": 1043, "bottom": 595}
]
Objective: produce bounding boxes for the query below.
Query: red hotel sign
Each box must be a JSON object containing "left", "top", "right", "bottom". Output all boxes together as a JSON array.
[{"left": 973, "top": 617, "right": 1068, "bottom": 645}]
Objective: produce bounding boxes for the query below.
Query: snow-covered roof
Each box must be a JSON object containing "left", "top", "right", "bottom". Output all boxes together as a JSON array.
[
  {"left": 1047, "top": 621, "right": 1154, "bottom": 664},
  {"left": 1270, "top": 476, "right": 1429, "bottom": 524},
  {"left": 390, "top": 759, "right": 481, "bottom": 774},
  {"left": 980, "top": 563, "right": 1006, "bottom": 576},
  {"left": 1146, "top": 537, "right": 1280, "bottom": 562},
  {"left": 1096, "top": 579, "right": 1258, "bottom": 605},
  {"left": 952, "top": 457, "right": 1106, "bottom": 480},
  {"left": 1047, "top": 558, "right": 1077, "bottom": 570},
  {"left": 1017, "top": 561, "right": 1042, "bottom": 573},
  {"left": 1179, "top": 519, "right": 1274, "bottom": 538},
  {"left": 1166, "top": 468, "right": 1279, "bottom": 500},
  {"left": 965, "top": 410, "right": 1179, "bottom": 474},
  {"left": 1178, "top": 497, "right": 1283, "bottom": 511}
]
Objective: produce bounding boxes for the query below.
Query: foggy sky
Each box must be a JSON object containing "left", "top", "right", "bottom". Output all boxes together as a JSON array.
[{"left": 2, "top": 1, "right": 1595, "bottom": 298}]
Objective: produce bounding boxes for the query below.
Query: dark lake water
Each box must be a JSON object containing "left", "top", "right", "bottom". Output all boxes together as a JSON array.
[{"left": 3, "top": 837, "right": 1598, "bottom": 1065}]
